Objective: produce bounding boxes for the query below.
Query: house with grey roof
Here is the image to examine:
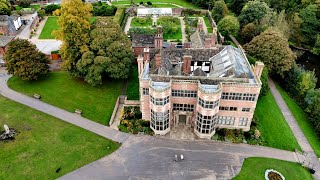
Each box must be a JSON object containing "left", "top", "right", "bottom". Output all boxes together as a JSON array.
[{"left": 0, "top": 15, "right": 22, "bottom": 36}]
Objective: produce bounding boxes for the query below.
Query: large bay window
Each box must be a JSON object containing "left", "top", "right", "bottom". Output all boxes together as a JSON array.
[
  {"left": 151, "top": 110, "right": 170, "bottom": 131},
  {"left": 195, "top": 112, "right": 217, "bottom": 134},
  {"left": 198, "top": 97, "right": 219, "bottom": 109},
  {"left": 150, "top": 96, "right": 169, "bottom": 106}
]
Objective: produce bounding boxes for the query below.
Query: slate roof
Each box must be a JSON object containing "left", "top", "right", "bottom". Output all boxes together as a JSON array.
[
  {"left": 0, "top": 36, "right": 14, "bottom": 47},
  {"left": 132, "top": 34, "right": 155, "bottom": 47}
]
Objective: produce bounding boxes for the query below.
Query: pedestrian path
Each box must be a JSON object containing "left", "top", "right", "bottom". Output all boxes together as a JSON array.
[
  {"left": 0, "top": 74, "right": 130, "bottom": 144},
  {"left": 269, "top": 79, "right": 320, "bottom": 178}
]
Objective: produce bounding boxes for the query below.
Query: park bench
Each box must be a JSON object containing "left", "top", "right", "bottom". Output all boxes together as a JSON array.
[
  {"left": 75, "top": 109, "right": 82, "bottom": 115},
  {"left": 33, "top": 93, "right": 41, "bottom": 99}
]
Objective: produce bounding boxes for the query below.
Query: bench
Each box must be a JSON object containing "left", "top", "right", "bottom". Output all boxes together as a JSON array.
[
  {"left": 33, "top": 93, "right": 41, "bottom": 99},
  {"left": 75, "top": 109, "right": 82, "bottom": 115}
]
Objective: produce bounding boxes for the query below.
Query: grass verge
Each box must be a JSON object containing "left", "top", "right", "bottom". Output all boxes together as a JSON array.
[
  {"left": 126, "top": 65, "right": 139, "bottom": 100},
  {"left": 233, "top": 157, "right": 312, "bottom": 180},
  {"left": 0, "top": 95, "right": 120, "bottom": 179},
  {"left": 8, "top": 72, "right": 122, "bottom": 125},
  {"left": 39, "top": 16, "right": 59, "bottom": 39},
  {"left": 254, "top": 91, "right": 301, "bottom": 151},
  {"left": 275, "top": 84, "right": 320, "bottom": 157}
]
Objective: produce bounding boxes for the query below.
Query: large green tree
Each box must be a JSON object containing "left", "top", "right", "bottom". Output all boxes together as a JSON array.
[
  {"left": 4, "top": 39, "right": 50, "bottom": 80},
  {"left": 244, "top": 28, "right": 296, "bottom": 76},
  {"left": 238, "top": 0, "right": 272, "bottom": 25},
  {"left": 312, "top": 34, "right": 320, "bottom": 55},
  {"left": 299, "top": 4, "right": 320, "bottom": 45},
  {"left": 0, "top": 0, "right": 11, "bottom": 15},
  {"left": 53, "top": 0, "right": 92, "bottom": 77},
  {"left": 76, "top": 18, "right": 133, "bottom": 86},
  {"left": 211, "top": 0, "right": 229, "bottom": 23},
  {"left": 217, "top": 15, "right": 240, "bottom": 37}
]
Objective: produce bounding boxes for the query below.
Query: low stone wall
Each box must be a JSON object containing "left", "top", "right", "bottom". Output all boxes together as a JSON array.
[
  {"left": 124, "top": 97, "right": 140, "bottom": 106},
  {"left": 109, "top": 96, "right": 120, "bottom": 126}
]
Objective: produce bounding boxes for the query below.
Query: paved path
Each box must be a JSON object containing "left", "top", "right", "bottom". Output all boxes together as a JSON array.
[
  {"left": 269, "top": 79, "right": 320, "bottom": 178},
  {"left": 199, "top": 17, "right": 208, "bottom": 34},
  {"left": 179, "top": 17, "right": 187, "bottom": 43},
  {"left": 32, "top": 16, "right": 48, "bottom": 40},
  {"left": 124, "top": 16, "right": 133, "bottom": 34},
  {"left": 0, "top": 74, "right": 129, "bottom": 144}
]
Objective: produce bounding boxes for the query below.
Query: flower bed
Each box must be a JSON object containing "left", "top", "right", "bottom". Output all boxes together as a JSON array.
[{"left": 265, "top": 169, "right": 285, "bottom": 180}]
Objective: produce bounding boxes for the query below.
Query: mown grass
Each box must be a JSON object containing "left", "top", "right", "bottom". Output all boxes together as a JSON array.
[
  {"left": 8, "top": 72, "right": 122, "bottom": 125},
  {"left": 233, "top": 157, "right": 312, "bottom": 180},
  {"left": 275, "top": 84, "right": 320, "bottom": 157},
  {"left": 254, "top": 91, "right": 301, "bottom": 151},
  {"left": 203, "top": 16, "right": 213, "bottom": 33},
  {"left": 126, "top": 65, "right": 139, "bottom": 100},
  {"left": 39, "top": 17, "right": 97, "bottom": 39},
  {"left": 112, "top": 0, "right": 200, "bottom": 9},
  {"left": 131, "top": 17, "right": 153, "bottom": 27},
  {"left": 0, "top": 95, "right": 120, "bottom": 179}
]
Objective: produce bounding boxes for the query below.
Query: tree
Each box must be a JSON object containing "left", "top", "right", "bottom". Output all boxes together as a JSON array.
[
  {"left": 288, "top": 12, "right": 303, "bottom": 46},
  {"left": 244, "top": 28, "right": 296, "bottom": 76},
  {"left": 44, "top": 4, "right": 61, "bottom": 15},
  {"left": 4, "top": 39, "right": 50, "bottom": 80},
  {"left": 305, "top": 89, "right": 320, "bottom": 134},
  {"left": 212, "top": 0, "right": 228, "bottom": 23},
  {"left": 0, "top": 0, "right": 11, "bottom": 15},
  {"left": 217, "top": 15, "right": 240, "bottom": 37},
  {"left": 37, "top": 8, "right": 45, "bottom": 19},
  {"left": 16, "top": 0, "right": 31, "bottom": 8},
  {"left": 299, "top": 4, "right": 320, "bottom": 45},
  {"left": 312, "top": 34, "right": 320, "bottom": 55},
  {"left": 238, "top": 0, "right": 272, "bottom": 25},
  {"left": 225, "top": 0, "right": 248, "bottom": 15},
  {"left": 53, "top": 0, "right": 92, "bottom": 77},
  {"left": 76, "top": 18, "right": 134, "bottom": 86},
  {"left": 240, "top": 22, "right": 258, "bottom": 43}
]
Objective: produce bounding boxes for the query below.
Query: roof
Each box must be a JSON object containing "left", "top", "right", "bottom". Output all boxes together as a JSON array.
[
  {"left": 132, "top": 34, "right": 155, "bottom": 47},
  {"left": 0, "top": 36, "right": 15, "bottom": 47},
  {"left": 137, "top": 8, "right": 172, "bottom": 16}
]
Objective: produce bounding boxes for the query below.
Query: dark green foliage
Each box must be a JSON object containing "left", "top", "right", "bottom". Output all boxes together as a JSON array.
[
  {"left": 238, "top": 0, "right": 272, "bottom": 25},
  {"left": 126, "top": 66, "right": 139, "bottom": 100},
  {"left": 4, "top": 39, "right": 50, "bottom": 81},
  {"left": 113, "top": 7, "right": 125, "bottom": 25},
  {"left": 16, "top": 0, "right": 31, "bottom": 8},
  {"left": 0, "top": 0, "right": 11, "bottom": 15},
  {"left": 312, "top": 34, "right": 320, "bottom": 55},
  {"left": 147, "top": 1, "right": 152, "bottom": 5},
  {"left": 128, "top": 27, "right": 156, "bottom": 36},
  {"left": 44, "top": 4, "right": 60, "bottom": 15},
  {"left": 300, "top": 4, "right": 320, "bottom": 45},
  {"left": 211, "top": 0, "right": 228, "bottom": 22},
  {"left": 37, "top": 8, "right": 45, "bottom": 19},
  {"left": 305, "top": 89, "right": 320, "bottom": 135},
  {"left": 225, "top": 0, "right": 248, "bottom": 15},
  {"left": 92, "top": 4, "right": 117, "bottom": 16},
  {"left": 181, "top": 8, "right": 202, "bottom": 16},
  {"left": 76, "top": 18, "right": 134, "bottom": 86},
  {"left": 217, "top": 15, "right": 240, "bottom": 37}
]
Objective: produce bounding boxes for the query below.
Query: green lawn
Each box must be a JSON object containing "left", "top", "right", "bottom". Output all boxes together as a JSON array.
[
  {"left": 126, "top": 65, "right": 139, "bottom": 100},
  {"left": 233, "top": 157, "right": 312, "bottom": 180},
  {"left": 112, "top": 0, "right": 200, "bottom": 9},
  {"left": 203, "top": 16, "right": 213, "bottom": 33},
  {"left": 0, "top": 95, "right": 120, "bottom": 179},
  {"left": 275, "top": 84, "right": 320, "bottom": 157},
  {"left": 157, "top": 17, "right": 182, "bottom": 40},
  {"left": 131, "top": 17, "right": 153, "bottom": 27},
  {"left": 254, "top": 91, "right": 301, "bottom": 151},
  {"left": 39, "top": 17, "right": 97, "bottom": 39},
  {"left": 39, "top": 16, "right": 59, "bottom": 39},
  {"left": 8, "top": 72, "right": 122, "bottom": 125}
]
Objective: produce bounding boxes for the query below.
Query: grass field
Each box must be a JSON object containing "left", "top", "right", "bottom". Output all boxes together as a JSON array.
[
  {"left": 203, "top": 16, "right": 213, "bottom": 33},
  {"left": 233, "top": 157, "right": 312, "bottom": 180},
  {"left": 39, "top": 17, "right": 97, "bottom": 39},
  {"left": 126, "top": 66, "right": 139, "bottom": 100},
  {"left": 112, "top": 0, "right": 200, "bottom": 9},
  {"left": 275, "top": 84, "right": 320, "bottom": 157},
  {"left": 0, "top": 95, "right": 120, "bottom": 179},
  {"left": 39, "top": 17, "right": 59, "bottom": 39},
  {"left": 8, "top": 72, "right": 122, "bottom": 125},
  {"left": 254, "top": 91, "right": 301, "bottom": 151},
  {"left": 131, "top": 17, "right": 153, "bottom": 27}
]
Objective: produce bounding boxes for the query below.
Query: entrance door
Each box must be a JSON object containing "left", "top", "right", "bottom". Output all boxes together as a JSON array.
[{"left": 179, "top": 115, "right": 187, "bottom": 125}]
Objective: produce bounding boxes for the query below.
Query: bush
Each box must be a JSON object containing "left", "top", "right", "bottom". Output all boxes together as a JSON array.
[
  {"left": 44, "top": 4, "right": 60, "bottom": 15},
  {"left": 140, "top": 1, "right": 144, "bottom": 5},
  {"left": 128, "top": 27, "right": 156, "bottom": 36},
  {"left": 182, "top": 9, "right": 201, "bottom": 16},
  {"left": 147, "top": 1, "right": 152, "bottom": 5},
  {"left": 37, "top": 8, "right": 45, "bottom": 19},
  {"left": 93, "top": 4, "right": 117, "bottom": 16},
  {"left": 16, "top": 0, "right": 31, "bottom": 8}
]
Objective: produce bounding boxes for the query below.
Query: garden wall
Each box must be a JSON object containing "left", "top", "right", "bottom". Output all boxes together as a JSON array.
[{"left": 109, "top": 96, "right": 121, "bottom": 126}]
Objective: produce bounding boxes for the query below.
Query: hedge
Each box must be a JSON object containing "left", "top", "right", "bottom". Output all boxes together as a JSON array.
[{"left": 113, "top": 8, "right": 125, "bottom": 25}]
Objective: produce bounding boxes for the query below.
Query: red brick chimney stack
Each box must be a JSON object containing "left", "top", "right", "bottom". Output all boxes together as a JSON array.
[{"left": 183, "top": 55, "right": 192, "bottom": 74}]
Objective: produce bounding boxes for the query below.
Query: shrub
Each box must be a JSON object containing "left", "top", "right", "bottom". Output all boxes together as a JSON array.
[
  {"left": 44, "top": 4, "right": 60, "bottom": 15},
  {"left": 147, "top": 1, "right": 152, "bottom": 5},
  {"left": 113, "top": 8, "right": 125, "bottom": 25},
  {"left": 93, "top": 4, "right": 117, "bottom": 16},
  {"left": 140, "top": 1, "right": 144, "bottom": 5},
  {"left": 16, "top": 0, "right": 31, "bottom": 8}
]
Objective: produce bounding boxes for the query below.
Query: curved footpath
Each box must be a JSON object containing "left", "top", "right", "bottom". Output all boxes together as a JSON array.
[{"left": 0, "top": 73, "right": 316, "bottom": 179}]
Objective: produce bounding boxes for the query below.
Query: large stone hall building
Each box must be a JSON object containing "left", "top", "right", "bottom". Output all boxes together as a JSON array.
[{"left": 136, "top": 26, "right": 264, "bottom": 139}]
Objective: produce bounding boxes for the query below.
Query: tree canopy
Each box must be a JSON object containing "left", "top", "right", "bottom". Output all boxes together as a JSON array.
[
  {"left": 211, "top": 0, "right": 229, "bottom": 23},
  {"left": 217, "top": 15, "right": 240, "bottom": 37},
  {"left": 244, "top": 28, "right": 296, "bottom": 76},
  {"left": 238, "top": 0, "right": 272, "bottom": 25},
  {"left": 0, "top": 0, "right": 11, "bottom": 15},
  {"left": 4, "top": 39, "right": 50, "bottom": 80},
  {"left": 76, "top": 18, "right": 134, "bottom": 86},
  {"left": 53, "top": 0, "right": 92, "bottom": 77}
]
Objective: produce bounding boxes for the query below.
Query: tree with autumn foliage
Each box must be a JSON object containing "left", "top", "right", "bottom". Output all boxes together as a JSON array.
[
  {"left": 53, "top": 0, "right": 92, "bottom": 77},
  {"left": 4, "top": 39, "right": 50, "bottom": 80}
]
